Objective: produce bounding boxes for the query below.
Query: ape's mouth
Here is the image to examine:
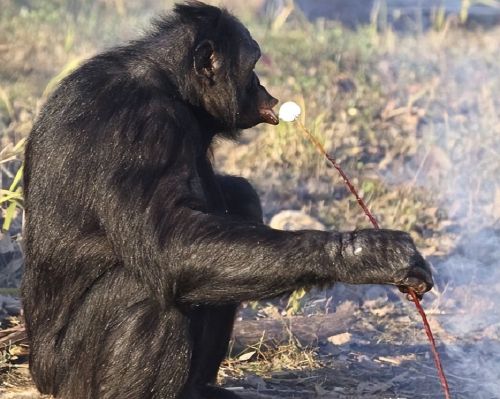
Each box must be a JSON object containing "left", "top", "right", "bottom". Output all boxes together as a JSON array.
[{"left": 259, "top": 107, "right": 279, "bottom": 125}]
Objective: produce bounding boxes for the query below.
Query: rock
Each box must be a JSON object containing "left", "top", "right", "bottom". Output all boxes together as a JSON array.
[
  {"left": 327, "top": 332, "right": 352, "bottom": 346},
  {"left": 0, "top": 234, "right": 24, "bottom": 289},
  {"left": 269, "top": 210, "right": 325, "bottom": 231},
  {"left": 0, "top": 295, "right": 21, "bottom": 318},
  {"left": 244, "top": 374, "right": 267, "bottom": 390}
]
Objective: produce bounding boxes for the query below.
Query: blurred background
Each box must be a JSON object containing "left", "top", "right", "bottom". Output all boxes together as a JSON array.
[{"left": 1, "top": 1, "right": 500, "bottom": 398}]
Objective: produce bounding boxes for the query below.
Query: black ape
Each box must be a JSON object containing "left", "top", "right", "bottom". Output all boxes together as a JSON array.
[{"left": 22, "top": 2, "right": 433, "bottom": 398}]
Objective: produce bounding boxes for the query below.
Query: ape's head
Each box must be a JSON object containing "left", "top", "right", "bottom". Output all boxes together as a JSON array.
[{"left": 172, "top": 1, "right": 279, "bottom": 132}]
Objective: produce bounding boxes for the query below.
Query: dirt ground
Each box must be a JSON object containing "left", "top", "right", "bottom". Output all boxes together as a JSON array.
[{"left": 0, "top": 301, "right": 486, "bottom": 398}]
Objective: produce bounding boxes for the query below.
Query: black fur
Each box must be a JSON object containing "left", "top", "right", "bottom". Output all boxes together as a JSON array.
[{"left": 22, "top": 2, "right": 433, "bottom": 398}]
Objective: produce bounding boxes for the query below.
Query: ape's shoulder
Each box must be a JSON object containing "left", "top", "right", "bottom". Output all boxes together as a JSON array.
[{"left": 35, "top": 53, "right": 189, "bottom": 139}]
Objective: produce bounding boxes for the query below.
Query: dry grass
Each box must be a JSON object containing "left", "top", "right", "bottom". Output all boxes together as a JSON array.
[{"left": 222, "top": 340, "right": 321, "bottom": 380}]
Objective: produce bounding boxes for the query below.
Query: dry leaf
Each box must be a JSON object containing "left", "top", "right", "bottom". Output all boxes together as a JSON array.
[{"left": 237, "top": 351, "right": 257, "bottom": 361}]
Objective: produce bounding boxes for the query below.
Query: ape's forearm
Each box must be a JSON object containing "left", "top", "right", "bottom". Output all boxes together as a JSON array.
[
  {"left": 172, "top": 212, "right": 337, "bottom": 303},
  {"left": 104, "top": 201, "right": 421, "bottom": 305},
  {"left": 164, "top": 211, "right": 412, "bottom": 304}
]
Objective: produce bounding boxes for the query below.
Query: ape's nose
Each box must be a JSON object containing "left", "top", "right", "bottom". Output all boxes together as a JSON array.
[{"left": 268, "top": 95, "right": 279, "bottom": 108}]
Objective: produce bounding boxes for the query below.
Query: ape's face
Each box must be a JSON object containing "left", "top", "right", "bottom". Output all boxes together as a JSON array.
[
  {"left": 191, "top": 20, "right": 279, "bottom": 131},
  {"left": 235, "top": 68, "right": 279, "bottom": 129},
  {"left": 234, "top": 35, "right": 279, "bottom": 129}
]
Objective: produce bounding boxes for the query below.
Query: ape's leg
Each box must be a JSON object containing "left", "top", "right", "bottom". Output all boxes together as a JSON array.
[
  {"left": 185, "top": 175, "right": 263, "bottom": 398},
  {"left": 181, "top": 304, "right": 241, "bottom": 399},
  {"left": 47, "top": 268, "right": 192, "bottom": 399},
  {"left": 216, "top": 175, "right": 263, "bottom": 223}
]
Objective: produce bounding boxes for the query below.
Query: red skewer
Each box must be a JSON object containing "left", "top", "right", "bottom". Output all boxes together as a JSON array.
[
  {"left": 409, "top": 290, "right": 451, "bottom": 399},
  {"left": 296, "top": 120, "right": 451, "bottom": 399}
]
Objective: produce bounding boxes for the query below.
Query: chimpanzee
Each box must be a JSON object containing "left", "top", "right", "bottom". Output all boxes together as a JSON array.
[{"left": 22, "top": 2, "right": 433, "bottom": 398}]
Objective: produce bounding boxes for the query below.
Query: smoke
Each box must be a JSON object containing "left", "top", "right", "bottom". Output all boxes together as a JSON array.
[
  {"left": 378, "top": 26, "right": 500, "bottom": 397},
  {"left": 438, "top": 232, "right": 500, "bottom": 398}
]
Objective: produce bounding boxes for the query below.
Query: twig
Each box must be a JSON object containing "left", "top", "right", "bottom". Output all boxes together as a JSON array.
[
  {"left": 295, "top": 120, "right": 451, "bottom": 399},
  {"left": 297, "top": 121, "right": 379, "bottom": 228}
]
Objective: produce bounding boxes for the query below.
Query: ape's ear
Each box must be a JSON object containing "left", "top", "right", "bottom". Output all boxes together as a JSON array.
[{"left": 194, "top": 40, "right": 221, "bottom": 80}]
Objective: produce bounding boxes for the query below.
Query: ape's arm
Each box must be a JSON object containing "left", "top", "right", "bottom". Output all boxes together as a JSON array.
[
  {"left": 168, "top": 209, "right": 339, "bottom": 304},
  {"left": 165, "top": 209, "right": 429, "bottom": 305},
  {"left": 101, "top": 182, "right": 343, "bottom": 304},
  {"left": 100, "top": 168, "right": 429, "bottom": 306}
]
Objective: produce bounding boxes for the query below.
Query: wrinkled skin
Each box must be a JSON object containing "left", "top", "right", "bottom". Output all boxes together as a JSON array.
[{"left": 22, "top": 2, "right": 433, "bottom": 399}]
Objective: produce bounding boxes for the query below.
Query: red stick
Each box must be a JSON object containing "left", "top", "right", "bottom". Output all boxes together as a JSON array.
[
  {"left": 409, "top": 290, "right": 451, "bottom": 399},
  {"left": 297, "top": 121, "right": 451, "bottom": 399}
]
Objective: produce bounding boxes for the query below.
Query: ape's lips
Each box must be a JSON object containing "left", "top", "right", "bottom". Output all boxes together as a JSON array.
[{"left": 259, "top": 107, "right": 279, "bottom": 125}]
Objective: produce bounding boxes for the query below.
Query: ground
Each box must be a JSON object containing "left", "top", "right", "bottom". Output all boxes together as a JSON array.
[{"left": 1, "top": 1, "right": 500, "bottom": 398}]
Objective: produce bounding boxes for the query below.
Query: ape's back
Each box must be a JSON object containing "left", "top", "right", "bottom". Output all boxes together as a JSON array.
[{"left": 21, "top": 37, "right": 195, "bottom": 398}]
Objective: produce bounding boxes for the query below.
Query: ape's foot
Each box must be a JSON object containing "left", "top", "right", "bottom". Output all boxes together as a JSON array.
[{"left": 202, "top": 385, "right": 243, "bottom": 399}]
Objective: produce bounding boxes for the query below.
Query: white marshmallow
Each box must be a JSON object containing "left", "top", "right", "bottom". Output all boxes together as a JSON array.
[{"left": 278, "top": 101, "right": 302, "bottom": 122}]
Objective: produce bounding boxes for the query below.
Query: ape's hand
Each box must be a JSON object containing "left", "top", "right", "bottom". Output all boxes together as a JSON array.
[{"left": 331, "top": 229, "right": 434, "bottom": 297}]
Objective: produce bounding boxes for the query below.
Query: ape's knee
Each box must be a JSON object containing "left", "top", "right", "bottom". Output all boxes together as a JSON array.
[{"left": 217, "top": 175, "right": 263, "bottom": 222}]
